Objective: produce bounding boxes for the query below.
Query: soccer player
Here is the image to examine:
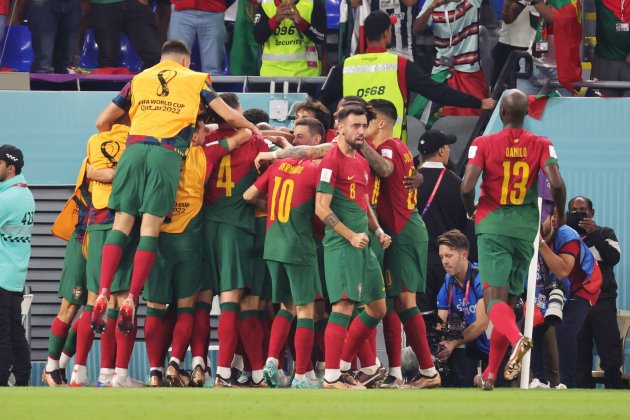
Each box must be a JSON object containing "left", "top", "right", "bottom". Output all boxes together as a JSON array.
[
  {"left": 90, "top": 39, "right": 258, "bottom": 336},
  {"left": 203, "top": 94, "right": 272, "bottom": 387},
  {"left": 362, "top": 99, "right": 441, "bottom": 389},
  {"left": 461, "top": 89, "right": 566, "bottom": 390},
  {"left": 315, "top": 104, "right": 392, "bottom": 389},
  {"left": 143, "top": 121, "right": 253, "bottom": 387},
  {"left": 43, "top": 159, "right": 91, "bottom": 386},
  {"left": 244, "top": 117, "right": 326, "bottom": 389}
]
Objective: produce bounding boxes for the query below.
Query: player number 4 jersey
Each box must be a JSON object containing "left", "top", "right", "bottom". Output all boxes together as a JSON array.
[{"left": 468, "top": 128, "right": 558, "bottom": 241}]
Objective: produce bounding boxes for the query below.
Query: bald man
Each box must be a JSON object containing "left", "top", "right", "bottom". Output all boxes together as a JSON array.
[{"left": 461, "top": 89, "right": 566, "bottom": 390}]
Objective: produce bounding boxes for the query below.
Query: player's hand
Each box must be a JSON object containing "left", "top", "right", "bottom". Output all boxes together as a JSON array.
[
  {"left": 481, "top": 98, "right": 497, "bottom": 110},
  {"left": 378, "top": 231, "right": 392, "bottom": 249},
  {"left": 403, "top": 169, "right": 423, "bottom": 190},
  {"left": 350, "top": 232, "right": 369, "bottom": 249},
  {"left": 255, "top": 151, "right": 276, "bottom": 170},
  {"left": 578, "top": 217, "right": 597, "bottom": 235},
  {"left": 466, "top": 205, "right": 477, "bottom": 220},
  {"left": 437, "top": 340, "right": 455, "bottom": 361}
]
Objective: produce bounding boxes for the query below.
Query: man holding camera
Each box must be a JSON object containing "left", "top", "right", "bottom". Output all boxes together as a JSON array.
[
  {"left": 435, "top": 229, "right": 489, "bottom": 387},
  {"left": 538, "top": 207, "right": 603, "bottom": 388},
  {"left": 569, "top": 196, "right": 625, "bottom": 389}
]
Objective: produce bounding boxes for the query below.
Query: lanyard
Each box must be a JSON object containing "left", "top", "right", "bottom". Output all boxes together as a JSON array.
[
  {"left": 420, "top": 168, "right": 446, "bottom": 219},
  {"left": 447, "top": 267, "right": 472, "bottom": 317},
  {"left": 11, "top": 183, "right": 27, "bottom": 188}
]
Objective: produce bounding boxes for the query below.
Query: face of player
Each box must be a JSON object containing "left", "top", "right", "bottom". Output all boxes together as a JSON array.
[
  {"left": 439, "top": 245, "right": 468, "bottom": 280},
  {"left": 569, "top": 197, "right": 594, "bottom": 218},
  {"left": 340, "top": 113, "right": 368, "bottom": 150},
  {"left": 293, "top": 125, "right": 320, "bottom": 146},
  {"left": 365, "top": 113, "right": 383, "bottom": 139},
  {"left": 191, "top": 121, "right": 207, "bottom": 146}
]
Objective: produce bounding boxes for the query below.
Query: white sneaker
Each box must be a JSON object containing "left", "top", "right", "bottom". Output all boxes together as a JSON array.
[
  {"left": 555, "top": 383, "right": 568, "bottom": 389},
  {"left": 529, "top": 378, "right": 550, "bottom": 389},
  {"left": 69, "top": 366, "right": 89, "bottom": 387},
  {"left": 277, "top": 369, "right": 292, "bottom": 388},
  {"left": 96, "top": 369, "right": 114, "bottom": 387},
  {"left": 111, "top": 373, "right": 144, "bottom": 388}
]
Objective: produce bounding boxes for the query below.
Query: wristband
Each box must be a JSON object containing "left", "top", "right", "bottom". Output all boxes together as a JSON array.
[
  {"left": 539, "top": 238, "right": 545, "bottom": 247},
  {"left": 375, "top": 228, "right": 385, "bottom": 237},
  {"left": 272, "top": 151, "right": 278, "bottom": 159}
]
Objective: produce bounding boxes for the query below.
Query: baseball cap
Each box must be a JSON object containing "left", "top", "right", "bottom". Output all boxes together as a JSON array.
[
  {"left": 0, "top": 144, "right": 24, "bottom": 171},
  {"left": 417, "top": 130, "right": 457, "bottom": 155}
]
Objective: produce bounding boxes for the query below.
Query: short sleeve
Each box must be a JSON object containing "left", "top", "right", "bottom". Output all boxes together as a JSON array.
[
  {"left": 200, "top": 78, "right": 218, "bottom": 104},
  {"left": 203, "top": 140, "right": 230, "bottom": 181},
  {"left": 317, "top": 153, "right": 337, "bottom": 194},
  {"left": 540, "top": 137, "right": 558, "bottom": 167},
  {"left": 436, "top": 281, "right": 449, "bottom": 310},
  {"left": 377, "top": 144, "right": 395, "bottom": 163},
  {"left": 467, "top": 136, "right": 485, "bottom": 168},
  {"left": 112, "top": 82, "right": 131, "bottom": 111},
  {"left": 473, "top": 273, "right": 484, "bottom": 300},
  {"left": 558, "top": 240, "right": 580, "bottom": 259},
  {"left": 253, "top": 166, "right": 272, "bottom": 193}
]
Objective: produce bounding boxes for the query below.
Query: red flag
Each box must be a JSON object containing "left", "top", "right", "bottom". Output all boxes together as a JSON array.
[{"left": 552, "top": 0, "right": 583, "bottom": 92}]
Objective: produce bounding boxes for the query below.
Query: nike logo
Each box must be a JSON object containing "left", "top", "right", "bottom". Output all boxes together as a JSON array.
[{"left": 347, "top": 175, "right": 355, "bottom": 180}]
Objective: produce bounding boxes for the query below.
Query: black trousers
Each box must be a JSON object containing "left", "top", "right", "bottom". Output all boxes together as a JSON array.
[
  {"left": 0, "top": 288, "right": 31, "bottom": 386},
  {"left": 90, "top": 0, "right": 161, "bottom": 69},
  {"left": 443, "top": 345, "right": 487, "bottom": 388},
  {"left": 491, "top": 42, "right": 529, "bottom": 87},
  {"left": 576, "top": 298, "right": 624, "bottom": 389},
  {"left": 555, "top": 297, "right": 591, "bottom": 387}
]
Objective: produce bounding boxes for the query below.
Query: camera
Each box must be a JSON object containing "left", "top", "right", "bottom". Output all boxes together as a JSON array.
[
  {"left": 420, "top": 311, "right": 465, "bottom": 374},
  {"left": 545, "top": 280, "right": 565, "bottom": 324},
  {"left": 445, "top": 311, "right": 465, "bottom": 341}
]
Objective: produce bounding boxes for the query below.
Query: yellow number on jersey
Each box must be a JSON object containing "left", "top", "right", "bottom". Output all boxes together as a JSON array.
[
  {"left": 270, "top": 176, "right": 295, "bottom": 223},
  {"left": 406, "top": 167, "right": 418, "bottom": 210},
  {"left": 500, "top": 161, "right": 530, "bottom": 205},
  {"left": 350, "top": 182, "right": 356, "bottom": 199},
  {"left": 371, "top": 177, "right": 381, "bottom": 206},
  {"left": 216, "top": 155, "right": 235, "bottom": 197}
]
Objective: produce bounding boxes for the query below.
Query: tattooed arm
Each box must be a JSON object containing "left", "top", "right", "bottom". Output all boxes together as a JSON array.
[
  {"left": 315, "top": 191, "right": 368, "bottom": 249},
  {"left": 360, "top": 141, "right": 394, "bottom": 178},
  {"left": 255, "top": 143, "right": 334, "bottom": 169}
]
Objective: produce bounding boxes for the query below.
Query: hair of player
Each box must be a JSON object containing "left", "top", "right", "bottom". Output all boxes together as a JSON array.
[
  {"left": 294, "top": 117, "right": 325, "bottom": 141},
  {"left": 161, "top": 39, "right": 191, "bottom": 57},
  {"left": 295, "top": 100, "right": 331, "bottom": 131},
  {"left": 369, "top": 99, "right": 397, "bottom": 124},
  {"left": 337, "top": 104, "right": 373, "bottom": 123},
  {"left": 205, "top": 93, "right": 240, "bottom": 124},
  {"left": 342, "top": 95, "right": 367, "bottom": 106},
  {"left": 220, "top": 92, "right": 240, "bottom": 110},
  {"left": 568, "top": 196, "right": 594, "bottom": 212},
  {"left": 243, "top": 108, "right": 270, "bottom": 125},
  {"left": 364, "top": 11, "right": 391, "bottom": 42},
  {"left": 437, "top": 229, "right": 469, "bottom": 252}
]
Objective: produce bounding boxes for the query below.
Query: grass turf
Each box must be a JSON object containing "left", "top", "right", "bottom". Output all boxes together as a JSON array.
[{"left": 2, "top": 388, "right": 629, "bottom": 419}]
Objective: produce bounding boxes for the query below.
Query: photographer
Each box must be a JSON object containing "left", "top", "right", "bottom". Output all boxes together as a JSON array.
[
  {"left": 538, "top": 208, "right": 603, "bottom": 388},
  {"left": 435, "top": 230, "right": 490, "bottom": 387}
]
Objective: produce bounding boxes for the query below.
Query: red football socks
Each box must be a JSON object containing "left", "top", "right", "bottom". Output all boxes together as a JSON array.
[
  {"left": 171, "top": 309, "right": 194, "bottom": 361},
  {"left": 383, "top": 311, "right": 402, "bottom": 368},
  {"left": 191, "top": 303, "right": 212, "bottom": 361},
  {"left": 98, "top": 230, "right": 128, "bottom": 296},
  {"left": 115, "top": 319, "right": 137, "bottom": 369},
  {"left": 324, "top": 312, "right": 351, "bottom": 369},
  {"left": 75, "top": 308, "right": 95, "bottom": 366},
  {"left": 239, "top": 310, "right": 264, "bottom": 371},
  {"left": 294, "top": 318, "right": 314, "bottom": 375},
  {"left": 267, "top": 309, "right": 294, "bottom": 360},
  {"left": 100, "top": 309, "right": 118, "bottom": 369},
  {"left": 341, "top": 311, "right": 379, "bottom": 365},
  {"left": 399, "top": 307, "right": 433, "bottom": 370},
  {"left": 144, "top": 307, "right": 166, "bottom": 369},
  {"left": 128, "top": 236, "right": 158, "bottom": 299},
  {"left": 484, "top": 329, "right": 510, "bottom": 381},
  {"left": 217, "top": 302, "right": 240, "bottom": 369},
  {"left": 489, "top": 301, "right": 522, "bottom": 345}
]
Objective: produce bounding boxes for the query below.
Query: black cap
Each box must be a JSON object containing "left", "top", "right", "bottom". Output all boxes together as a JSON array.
[
  {"left": 0, "top": 144, "right": 24, "bottom": 171},
  {"left": 417, "top": 130, "right": 457, "bottom": 155}
]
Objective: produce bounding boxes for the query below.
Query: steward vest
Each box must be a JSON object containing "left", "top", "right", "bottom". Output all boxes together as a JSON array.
[
  {"left": 129, "top": 60, "right": 208, "bottom": 154},
  {"left": 343, "top": 52, "right": 406, "bottom": 140},
  {"left": 87, "top": 124, "right": 129, "bottom": 210},
  {"left": 51, "top": 158, "right": 88, "bottom": 241},
  {"left": 162, "top": 146, "right": 207, "bottom": 233},
  {"left": 260, "top": 0, "right": 320, "bottom": 77}
]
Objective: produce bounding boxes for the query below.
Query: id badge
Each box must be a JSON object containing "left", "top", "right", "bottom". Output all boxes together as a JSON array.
[
  {"left": 439, "top": 55, "right": 454, "bottom": 67},
  {"left": 616, "top": 23, "right": 630, "bottom": 32},
  {"left": 536, "top": 41, "right": 549, "bottom": 52}
]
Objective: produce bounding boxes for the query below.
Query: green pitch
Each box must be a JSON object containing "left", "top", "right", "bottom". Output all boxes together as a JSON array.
[{"left": 2, "top": 388, "right": 628, "bottom": 419}]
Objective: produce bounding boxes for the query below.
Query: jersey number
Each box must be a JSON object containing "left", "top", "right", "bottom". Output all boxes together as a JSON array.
[
  {"left": 270, "top": 177, "right": 295, "bottom": 223},
  {"left": 371, "top": 177, "right": 381, "bottom": 206},
  {"left": 500, "top": 161, "right": 530, "bottom": 205},
  {"left": 349, "top": 183, "right": 356, "bottom": 199},
  {"left": 217, "top": 155, "right": 235, "bottom": 197},
  {"left": 406, "top": 168, "right": 418, "bottom": 210}
]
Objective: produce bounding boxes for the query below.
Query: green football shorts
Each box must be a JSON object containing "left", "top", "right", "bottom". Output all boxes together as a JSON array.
[
  {"left": 477, "top": 233, "right": 534, "bottom": 296},
  {"left": 58, "top": 231, "right": 87, "bottom": 306}
]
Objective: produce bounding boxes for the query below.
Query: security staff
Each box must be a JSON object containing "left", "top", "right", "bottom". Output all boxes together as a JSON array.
[
  {"left": 0, "top": 144, "right": 35, "bottom": 386},
  {"left": 254, "top": 0, "right": 327, "bottom": 76},
  {"left": 320, "top": 10, "right": 496, "bottom": 140}
]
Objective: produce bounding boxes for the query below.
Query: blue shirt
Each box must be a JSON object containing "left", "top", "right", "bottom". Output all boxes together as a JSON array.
[
  {"left": 0, "top": 174, "right": 35, "bottom": 292},
  {"left": 436, "top": 263, "right": 490, "bottom": 355}
]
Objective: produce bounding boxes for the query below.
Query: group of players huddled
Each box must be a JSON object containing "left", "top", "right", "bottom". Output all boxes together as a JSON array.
[{"left": 42, "top": 39, "right": 546, "bottom": 390}]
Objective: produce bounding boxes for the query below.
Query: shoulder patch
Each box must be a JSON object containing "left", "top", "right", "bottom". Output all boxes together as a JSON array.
[
  {"left": 548, "top": 145, "right": 557, "bottom": 159},
  {"left": 468, "top": 146, "right": 478, "bottom": 159},
  {"left": 320, "top": 168, "right": 332, "bottom": 183},
  {"left": 381, "top": 148, "right": 393, "bottom": 159}
]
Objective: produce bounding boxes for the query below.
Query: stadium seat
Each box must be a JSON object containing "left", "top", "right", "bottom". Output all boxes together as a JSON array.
[
  {"left": 326, "top": 0, "right": 340, "bottom": 30},
  {"left": 79, "top": 30, "right": 144, "bottom": 72},
  {"left": 592, "top": 309, "right": 630, "bottom": 385},
  {"left": 119, "top": 33, "right": 142, "bottom": 73},
  {"left": 0, "top": 25, "right": 34, "bottom": 72},
  {"left": 79, "top": 28, "right": 99, "bottom": 69}
]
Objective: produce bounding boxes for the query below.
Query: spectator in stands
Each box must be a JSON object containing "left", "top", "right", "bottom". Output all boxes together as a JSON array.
[
  {"left": 412, "top": 0, "right": 490, "bottom": 116},
  {"left": 28, "top": 0, "right": 82, "bottom": 73},
  {"left": 155, "top": 0, "right": 171, "bottom": 43},
  {"left": 538, "top": 208, "right": 603, "bottom": 388},
  {"left": 321, "top": 11, "right": 495, "bottom": 141},
  {"left": 253, "top": 0, "right": 326, "bottom": 76},
  {"left": 415, "top": 130, "right": 468, "bottom": 312},
  {"left": 89, "top": 0, "right": 161, "bottom": 70},
  {"left": 435, "top": 229, "right": 489, "bottom": 388},
  {"left": 0, "top": 145, "right": 35, "bottom": 386},
  {"left": 244, "top": 108, "right": 271, "bottom": 125},
  {"left": 168, "top": 0, "right": 227, "bottom": 76},
  {"left": 570, "top": 196, "right": 625, "bottom": 389},
  {"left": 491, "top": 0, "right": 539, "bottom": 87},
  {"left": 591, "top": 0, "right": 630, "bottom": 97}
]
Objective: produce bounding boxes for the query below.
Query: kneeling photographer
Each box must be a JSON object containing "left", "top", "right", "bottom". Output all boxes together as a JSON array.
[
  {"left": 536, "top": 206, "right": 603, "bottom": 388},
  {"left": 434, "top": 230, "right": 490, "bottom": 387}
]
